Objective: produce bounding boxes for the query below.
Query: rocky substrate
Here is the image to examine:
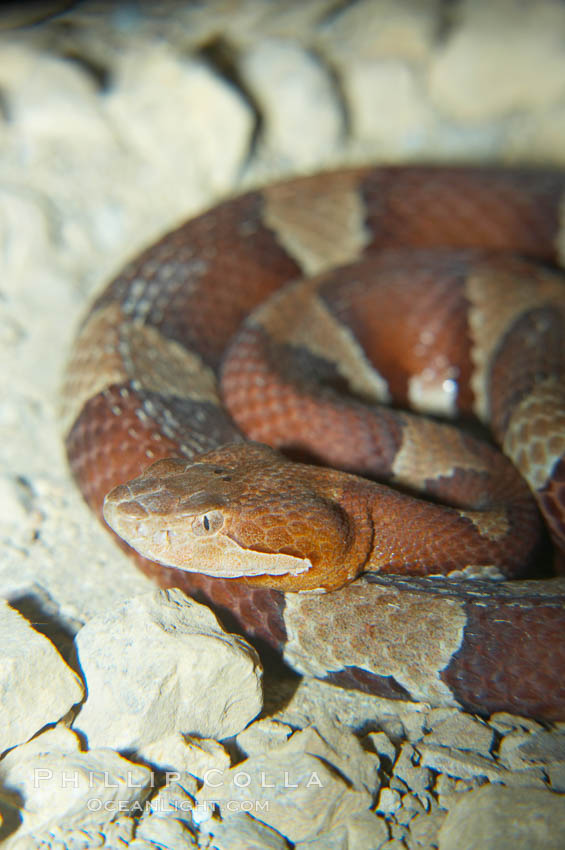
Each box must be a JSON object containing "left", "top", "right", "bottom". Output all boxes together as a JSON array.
[{"left": 1, "top": 1, "right": 565, "bottom": 847}]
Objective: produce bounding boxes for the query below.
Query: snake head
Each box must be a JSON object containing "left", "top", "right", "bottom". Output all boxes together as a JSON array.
[{"left": 103, "top": 442, "right": 369, "bottom": 591}]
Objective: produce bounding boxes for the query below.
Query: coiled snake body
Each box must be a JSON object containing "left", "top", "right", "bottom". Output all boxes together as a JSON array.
[{"left": 63, "top": 167, "right": 565, "bottom": 721}]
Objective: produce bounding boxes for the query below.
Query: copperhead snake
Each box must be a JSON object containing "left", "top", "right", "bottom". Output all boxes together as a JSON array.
[{"left": 63, "top": 166, "right": 565, "bottom": 721}]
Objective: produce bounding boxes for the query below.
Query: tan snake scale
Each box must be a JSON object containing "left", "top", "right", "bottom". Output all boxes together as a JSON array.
[{"left": 63, "top": 166, "right": 565, "bottom": 721}]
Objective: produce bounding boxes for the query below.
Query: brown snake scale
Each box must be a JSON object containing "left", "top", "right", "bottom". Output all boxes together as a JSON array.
[{"left": 63, "top": 166, "right": 565, "bottom": 721}]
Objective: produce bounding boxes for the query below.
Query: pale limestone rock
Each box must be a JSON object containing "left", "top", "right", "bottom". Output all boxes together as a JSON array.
[
  {"left": 0, "top": 44, "right": 108, "bottom": 154},
  {"left": 394, "top": 791, "right": 426, "bottom": 825},
  {"left": 421, "top": 712, "right": 494, "bottom": 754},
  {"left": 132, "top": 813, "right": 197, "bottom": 849},
  {"left": 378, "top": 717, "right": 407, "bottom": 745},
  {"left": 393, "top": 743, "right": 432, "bottom": 797},
  {"left": 486, "top": 726, "right": 562, "bottom": 783},
  {"left": 389, "top": 775, "right": 409, "bottom": 795},
  {"left": 502, "top": 729, "right": 565, "bottom": 766},
  {"left": 293, "top": 809, "right": 389, "bottom": 850},
  {"left": 390, "top": 823, "right": 409, "bottom": 843},
  {"left": 0, "top": 2, "right": 72, "bottom": 29},
  {"left": 377, "top": 788, "right": 402, "bottom": 816},
  {"left": 429, "top": 0, "right": 565, "bottom": 122},
  {"left": 197, "top": 744, "right": 373, "bottom": 843},
  {"left": 548, "top": 764, "right": 565, "bottom": 793},
  {"left": 147, "top": 776, "right": 199, "bottom": 819},
  {"left": 0, "top": 600, "right": 83, "bottom": 755},
  {"left": 272, "top": 675, "right": 416, "bottom": 736},
  {"left": 0, "top": 726, "right": 152, "bottom": 839},
  {"left": 498, "top": 730, "right": 543, "bottom": 770},
  {"left": 137, "top": 733, "right": 230, "bottom": 778},
  {"left": 438, "top": 785, "right": 565, "bottom": 850},
  {"left": 236, "top": 719, "right": 293, "bottom": 756},
  {"left": 397, "top": 711, "right": 428, "bottom": 743},
  {"left": 436, "top": 776, "right": 486, "bottom": 812},
  {"left": 493, "top": 767, "right": 547, "bottom": 789},
  {"left": 424, "top": 707, "right": 458, "bottom": 727},
  {"left": 343, "top": 810, "right": 390, "bottom": 850},
  {"left": 72, "top": 589, "right": 262, "bottom": 750},
  {"left": 417, "top": 744, "right": 506, "bottom": 782},
  {"left": 7, "top": 816, "right": 136, "bottom": 850},
  {"left": 487, "top": 712, "right": 544, "bottom": 736},
  {"left": 366, "top": 731, "right": 396, "bottom": 767},
  {"left": 225, "top": 0, "right": 336, "bottom": 47},
  {"left": 238, "top": 38, "right": 344, "bottom": 168},
  {"left": 319, "top": 0, "right": 439, "bottom": 65},
  {"left": 408, "top": 809, "right": 447, "bottom": 847},
  {"left": 434, "top": 773, "right": 457, "bottom": 798},
  {"left": 0, "top": 476, "right": 34, "bottom": 535},
  {"left": 344, "top": 60, "right": 437, "bottom": 154},
  {"left": 278, "top": 725, "right": 380, "bottom": 795},
  {"left": 505, "top": 104, "right": 565, "bottom": 165},
  {"left": 206, "top": 811, "right": 290, "bottom": 850},
  {"left": 105, "top": 45, "right": 253, "bottom": 209}
]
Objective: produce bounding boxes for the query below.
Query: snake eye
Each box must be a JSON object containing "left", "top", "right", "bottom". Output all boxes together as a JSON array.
[{"left": 191, "top": 510, "right": 224, "bottom": 536}]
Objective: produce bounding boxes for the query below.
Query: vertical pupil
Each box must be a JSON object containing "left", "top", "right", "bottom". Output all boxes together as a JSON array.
[{"left": 203, "top": 515, "right": 210, "bottom": 531}]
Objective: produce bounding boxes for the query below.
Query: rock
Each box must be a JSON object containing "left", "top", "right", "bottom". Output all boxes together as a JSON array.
[
  {"left": 366, "top": 731, "right": 396, "bottom": 767},
  {"left": 293, "top": 809, "right": 389, "bottom": 849},
  {"left": 0, "top": 726, "right": 152, "bottom": 840},
  {"left": 506, "top": 729, "right": 565, "bottom": 765},
  {"left": 496, "top": 767, "right": 548, "bottom": 789},
  {"left": 436, "top": 777, "right": 486, "bottom": 812},
  {"left": 205, "top": 811, "right": 290, "bottom": 850},
  {"left": 280, "top": 725, "right": 380, "bottom": 796},
  {"left": 238, "top": 38, "right": 344, "bottom": 169},
  {"left": 429, "top": 0, "right": 565, "bottom": 122},
  {"left": 237, "top": 719, "right": 293, "bottom": 756},
  {"left": 547, "top": 764, "right": 565, "bottom": 793},
  {"left": 417, "top": 744, "right": 506, "bottom": 782},
  {"left": 409, "top": 809, "right": 447, "bottom": 847},
  {"left": 320, "top": 0, "right": 438, "bottom": 65},
  {"left": 105, "top": 44, "right": 253, "bottom": 213},
  {"left": 72, "top": 589, "right": 262, "bottom": 750},
  {"left": 394, "top": 791, "right": 425, "bottom": 825},
  {"left": 7, "top": 816, "right": 136, "bottom": 850},
  {"left": 378, "top": 717, "right": 406, "bottom": 745},
  {"left": 0, "top": 599, "right": 83, "bottom": 755},
  {"left": 146, "top": 776, "right": 199, "bottom": 823},
  {"left": 497, "top": 729, "right": 565, "bottom": 787},
  {"left": 197, "top": 740, "right": 373, "bottom": 843},
  {"left": 421, "top": 712, "right": 494, "bottom": 755},
  {"left": 136, "top": 733, "right": 230, "bottom": 778},
  {"left": 397, "top": 711, "right": 428, "bottom": 743},
  {"left": 343, "top": 810, "right": 390, "bottom": 850},
  {"left": 438, "top": 785, "right": 565, "bottom": 850},
  {"left": 393, "top": 744, "right": 432, "bottom": 798},
  {"left": 344, "top": 60, "right": 437, "bottom": 154},
  {"left": 389, "top": 822, "right": 409, "bottom": 842},
  {"left": 132, "top": 813, "right": 197, "bottom": 848},
  {"left": 487, "top": 712, "right": 544, "bottom": 736},
  {"left": 505, "top": 103, "right": 565, "bottom": 164},
  {"left": 377, "top": 788, "right": 402, "bottom": 816}
]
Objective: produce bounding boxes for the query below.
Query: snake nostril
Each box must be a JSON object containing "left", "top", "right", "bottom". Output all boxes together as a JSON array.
[{"left": 106, "top": 484, "right": 130, "bottom": 503}]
